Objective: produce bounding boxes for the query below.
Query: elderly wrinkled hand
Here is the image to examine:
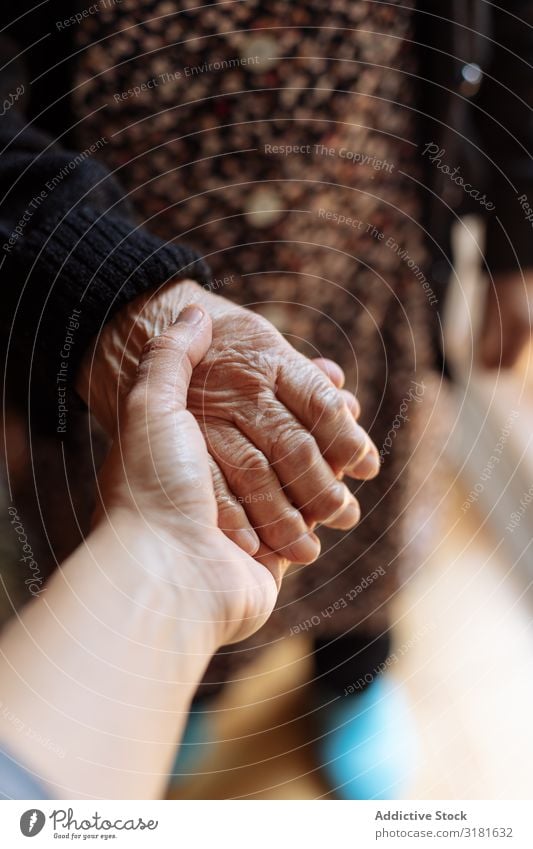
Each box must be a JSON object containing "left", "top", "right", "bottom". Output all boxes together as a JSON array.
[{"left": 79, "top": 279, "right": 380, "bottom": 567}]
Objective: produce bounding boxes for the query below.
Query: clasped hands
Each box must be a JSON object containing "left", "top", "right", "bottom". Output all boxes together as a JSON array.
[
  {"left": 0, "top": 299, "right": 380, "bottom": 800},
  {"left": 79, "top": 280, "right": 379, "bottom": 569},
  {"left": 76, "top": 281, "right": 379, "bottom": 616}
]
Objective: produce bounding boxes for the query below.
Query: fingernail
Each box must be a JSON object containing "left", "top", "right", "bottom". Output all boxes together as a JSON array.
[
  {"left": 178, "top": 305, "right": 204, "bottom": 325},
  {"left": 324, "top": 494, "right": 361, "bottom": 530},
  {"left": 233, "top": 527, "right": 260, "bottom": 556},
  {"left": 308, "top": 531, "right": 322, "bottom": 557},
  {"left": 292, "top": 531, "right": 321, "bottom": 564},
  {"left": 364, "top": 446, "right": 381, "bottom": 477},
  {"left": 338, "top": 499, "right": 361, "bottom": 528},
  {"left": 349, "top": 442, "right": 381, "bottom": 479}
]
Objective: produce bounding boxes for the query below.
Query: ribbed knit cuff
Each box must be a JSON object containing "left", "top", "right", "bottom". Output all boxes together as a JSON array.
[
  {"left": 25, "top": 203, "right": 210, "bottom": 356},
  {"left": 6, "top": 204, "right": 210, "bottom": 431}
]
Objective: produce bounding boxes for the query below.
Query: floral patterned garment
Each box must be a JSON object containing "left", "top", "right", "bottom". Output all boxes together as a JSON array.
[{"left": 72, "top": 0, "right": 434, "bottom": 686}]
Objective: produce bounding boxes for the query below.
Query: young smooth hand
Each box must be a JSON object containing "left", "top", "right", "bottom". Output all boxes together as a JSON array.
[{"left": 98, "top": 305, "right": 290, "bottom": 647}]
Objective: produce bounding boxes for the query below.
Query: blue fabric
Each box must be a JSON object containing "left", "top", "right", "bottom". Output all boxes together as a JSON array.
[
  {"left": 316, "top": 675, "right": 419, "bottom": 800},
  {"left": 0, "top": 748, "right": 48, "bottom": 800},
  {"left": 169, "top": 701, "right": 214, "bottom": 784}
]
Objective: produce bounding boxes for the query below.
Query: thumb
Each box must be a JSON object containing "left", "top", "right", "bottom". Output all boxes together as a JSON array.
[{"left": 134, "top": 305, "right": 212, "bottom": 409}]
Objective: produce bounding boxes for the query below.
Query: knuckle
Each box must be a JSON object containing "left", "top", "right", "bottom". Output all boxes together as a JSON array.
[
  {"left": 275, "top": 504, "right": 305, "bottom": 533},
  {"left": 141, "top": 332, "right": 179, "bottom": 358},
  {"left": 209, "top": 473, "right": 245, "bottom": 525},
  {"left": 314, "top": 482, "right": 347, "bottom": 518},
  {"left": 217, "top": 497, "right": 243, "bottom": 528},
  {"left": 344, "top": 429, "right": 369, "bottom": 462},
  {"left": 262, "top": 505, "right": 303, "bottom": 547},
  {"left": 271, "top": 427, "right": 317, "bottom": 467},
  {"left": 308, "top": 380, "right": 345, "bottom": 424},
  {"left": 343, "top": 390, "right": 361, "bottom": 415},
  {"left": 230, "top": 443, "right": 272, "bottom": 491},
  {"left": 291, "top": 431, "right": 318, "bottom": 467},
  {"left": 327, "top": 390, "right": 350, "bottom": 421}
]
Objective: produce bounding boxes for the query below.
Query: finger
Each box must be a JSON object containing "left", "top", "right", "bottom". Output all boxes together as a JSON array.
[
  {"left": 253, "top": 542, "right": 291, "bottom": 592},
  {"left": 202, "top": 421, "right": 321, "bottom": 564},
  {"left": 235, "top": 396, "right": 361, "bottom": 530},
  {"left": 312, "top": 358, "right": 345, "bottom": 389},
  {"left": 208, "top": 456, "right": 261, "bottom": 556},
  {"left": 123, "top": 305, "right": 216, "bottom": 524},
  {"left": 312, "top": 359, "right": 362, "bottom": 419},
  {"left": 277, "top": 357, "right": 380, "bottom": 479},
  {"left": 133, "top": 305, "right": 212, "bottom": 412},
  {"left": 339, "top": 389, "right": 361, "bottom": 420}
]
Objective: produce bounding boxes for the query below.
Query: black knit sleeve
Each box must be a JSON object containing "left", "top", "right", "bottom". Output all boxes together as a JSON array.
[{"left": 0, "top": 106, "right": 210, "bottom": 428}]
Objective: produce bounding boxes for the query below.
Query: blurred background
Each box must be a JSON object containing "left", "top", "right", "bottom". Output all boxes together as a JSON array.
[
  {"left": 166, "top": 217, "right": 533, "bottom": 800},
  {"left": 1, "top": 0, "right": 532, "bottom": 806},
  {"left": 1, "top": 217, "right": 532, "bottom": 801}
]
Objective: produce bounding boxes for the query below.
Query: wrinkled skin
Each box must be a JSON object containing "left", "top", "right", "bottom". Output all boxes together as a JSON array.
[{"left": 78, "top": 280, "right": 380, "bottom": 570}]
